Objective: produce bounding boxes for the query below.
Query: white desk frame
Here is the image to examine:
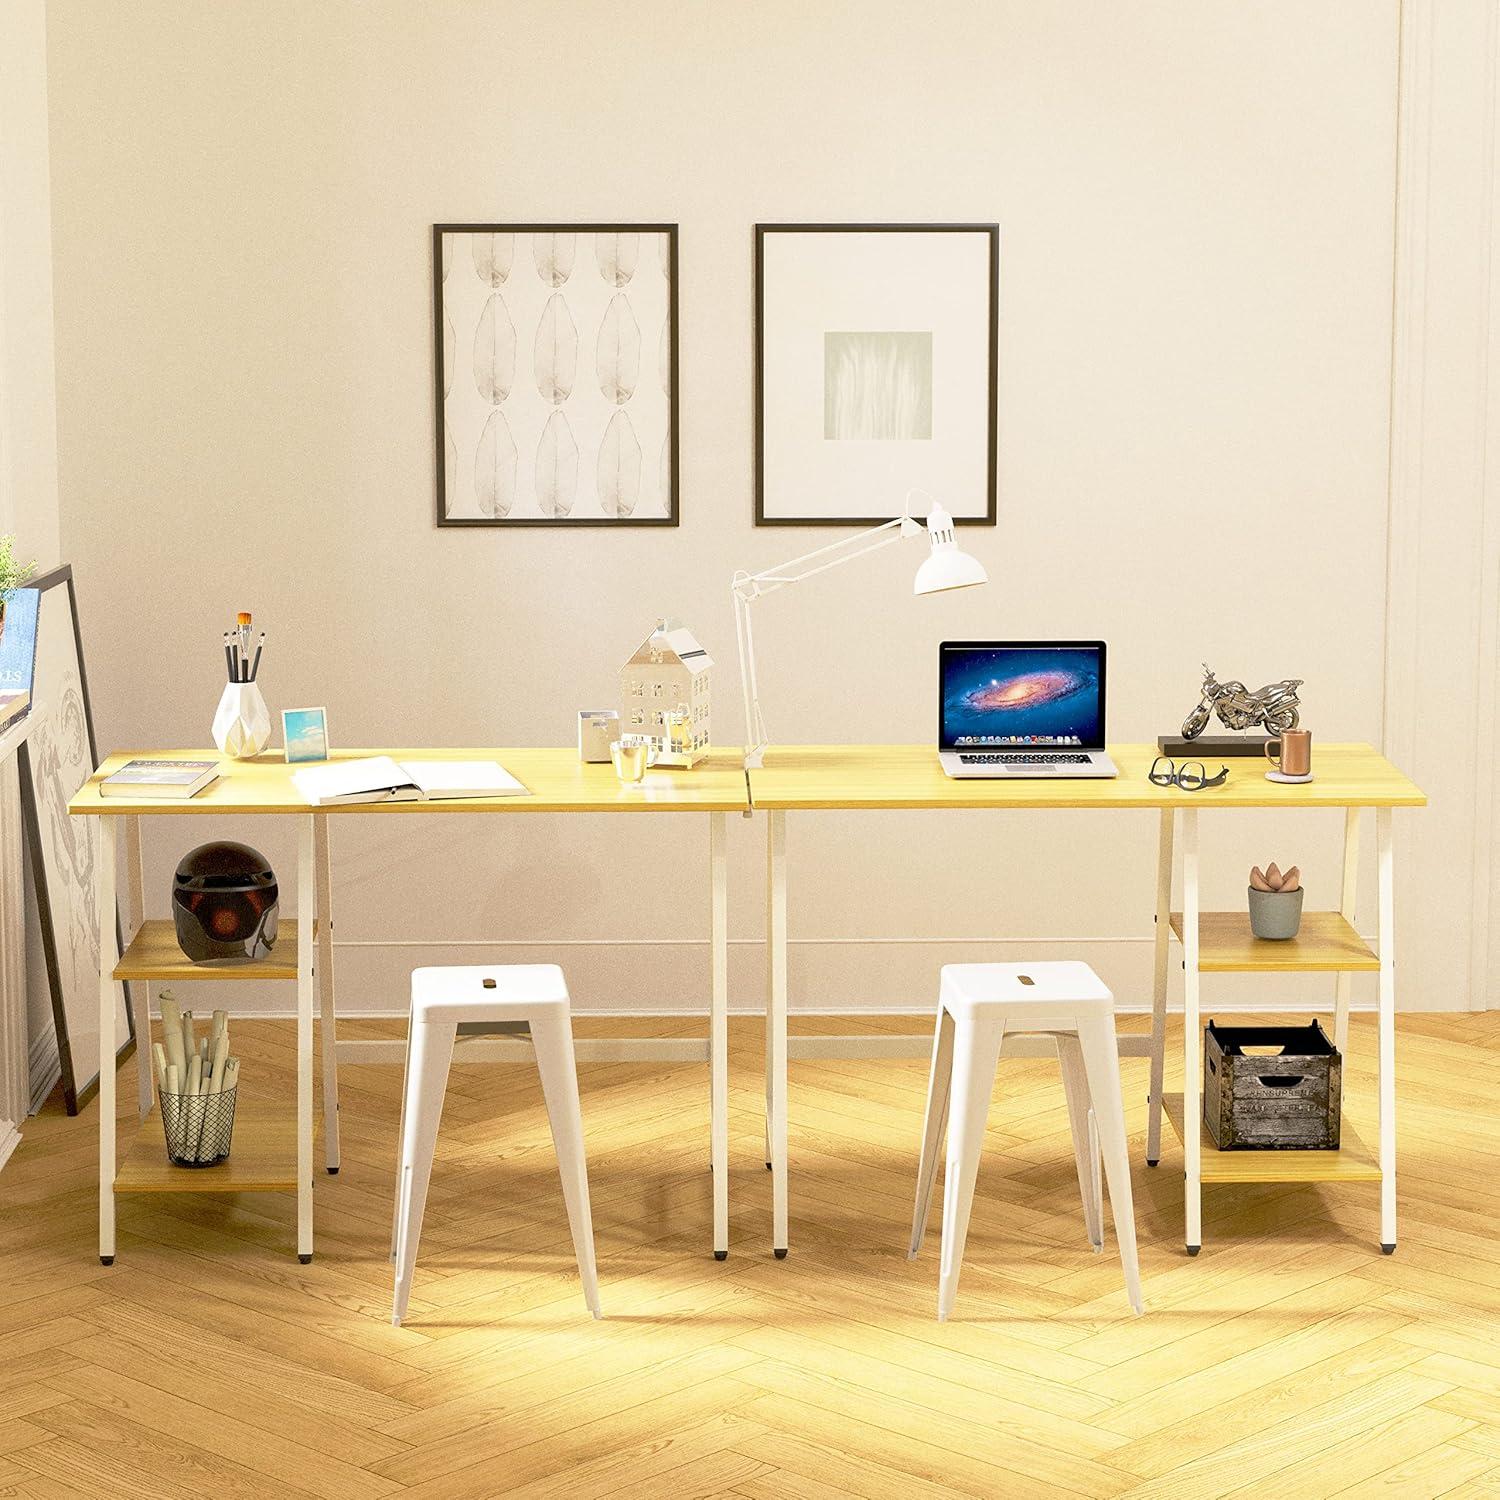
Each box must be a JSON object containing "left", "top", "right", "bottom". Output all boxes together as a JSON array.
[
  {"left": 96, "top": 809, "right": 732, "bottom": 1264},
  {"left": 762, "top": 802, "right": 1398, "bottom": 1259}
]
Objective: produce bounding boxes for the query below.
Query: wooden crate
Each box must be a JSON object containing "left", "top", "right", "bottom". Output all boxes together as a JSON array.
[{"left": 1203, "top": 1019, "right": 1341, "bottom": 1150}]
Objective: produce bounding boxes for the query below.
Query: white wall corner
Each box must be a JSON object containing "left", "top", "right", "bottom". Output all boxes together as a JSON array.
[{"left": 1384, "top": 0, "right": 1500, "bottom": 1010}]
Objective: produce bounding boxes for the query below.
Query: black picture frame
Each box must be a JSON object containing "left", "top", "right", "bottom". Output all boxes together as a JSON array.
[
  {"left": 17, "top": 564, "right": 135, "bottom": 1115},
  {"left": 754, "top": 222, "right": 1000, "bottom": 527},
  {"left": 433, "top": 222, "right": 680, "bottom": 527}
]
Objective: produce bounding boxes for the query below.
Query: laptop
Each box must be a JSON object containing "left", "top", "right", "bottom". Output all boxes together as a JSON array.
[{"left": 938, "top": 641, "right": 1118, "bottom": 779}]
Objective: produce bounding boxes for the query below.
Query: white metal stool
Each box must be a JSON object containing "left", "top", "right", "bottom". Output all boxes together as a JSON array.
[
  {"left": 909, "top": 961, "right": 1144, "bottom": 1320},
  {"left": 390, "top": 964, "right": 601, "bottom": 1325}
]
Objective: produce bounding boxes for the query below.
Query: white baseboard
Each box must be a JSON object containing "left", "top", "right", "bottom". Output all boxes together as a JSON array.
[
  {"left": 228, "top": 999, "right": 1380, "bottom": 1021},
  {"left": 28, "top": 1026, "right": 58, "bottom": 1115},
  {"left": 0, "top": 1120, "right": 20, "bottom": 1172}
]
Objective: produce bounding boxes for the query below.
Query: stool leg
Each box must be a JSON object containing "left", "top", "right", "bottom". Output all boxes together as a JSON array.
[
  {"left": 1077, "top": 1014, "right": 1144, "bottom": 1315},
  {"left": 1055, "top": 1033, "right": 1103, "bottom": 1252},
  {"left": 390, "top": 1009, "right": 413, "bottom": 1264},
  {"left": 531, "top": 1009, "right": 602, "bottom": 1319},
  {"left": 909, "top": 1006, "right": 956, "bottom": 1258},
  {"left": 392, "top": 1019, "right": 456, "bottom": 1327},
  {"left": 937, "top": 1017, "right": 1005, "bottom": 1322}
]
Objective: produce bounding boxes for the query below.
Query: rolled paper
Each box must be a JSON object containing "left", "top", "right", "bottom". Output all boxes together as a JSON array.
[
  {"left": 181, "top": 1012, "right": 196, "bottom": 1070},
  {"left": 151, "top": 1042, "right": 169, "bottom": 1095},
  {"left": 186, "top": 1054, "right": 202, "bottom": 1097},
  {"left": 207, "top": 1032, "right": 230, "bottom": 1094},
  {"left": 159, "top": 995, "right": 186, "bottom": 1078},
  {"left": 164, "top": 1062, "right": 181, "bottom": 1155}
]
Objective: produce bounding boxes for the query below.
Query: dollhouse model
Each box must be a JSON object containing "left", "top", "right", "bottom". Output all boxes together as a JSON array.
[{"left": 620, "top": 619, "right": 711, "bottom": 767}]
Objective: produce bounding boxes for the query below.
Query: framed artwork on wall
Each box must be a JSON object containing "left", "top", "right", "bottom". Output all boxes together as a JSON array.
[
  {"left": 755, "top": 223, "right": 999, "bottom": 526},
  {"left": 17, "top": 565, "right": 134, "bottom": 1114},
  {"left": 434, "top": 223, "right": 679, "bottom": 527}
]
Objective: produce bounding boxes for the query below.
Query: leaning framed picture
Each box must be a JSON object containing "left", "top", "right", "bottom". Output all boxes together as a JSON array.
[
  {"left": 755, "top": 223, "right": 999, "bottom": 526},
  {"left": 434, "top": 223, "right": 679, "bottom": 526},
  {"left": 17, "top": 565, "right": 133, "bottom": 1114}
]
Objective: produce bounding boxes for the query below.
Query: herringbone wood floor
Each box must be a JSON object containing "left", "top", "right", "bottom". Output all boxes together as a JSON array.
[{"left": 2, "top": 1010, "right": 1499, "bottom": 1498}]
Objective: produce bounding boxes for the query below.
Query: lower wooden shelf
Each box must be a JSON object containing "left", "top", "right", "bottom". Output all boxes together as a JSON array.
[
  {"left": 1162, "top": 1093, "right": 1382, "bottom": 1183},
  {"left": 114, "top": 919, "right": 303, "bottom": 983},
  {"left": 115, "top": 1103, "right": 300, "bottom": 1194}
]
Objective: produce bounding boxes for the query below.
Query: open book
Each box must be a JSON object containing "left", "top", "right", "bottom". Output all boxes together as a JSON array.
[{"left": 292, "top": 757, "right": 529, "bottom": 806}]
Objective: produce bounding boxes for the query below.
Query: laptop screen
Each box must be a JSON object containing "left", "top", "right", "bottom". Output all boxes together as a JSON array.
[{"left": 940, "top": 642, "right": 1106, "bottom": 750}]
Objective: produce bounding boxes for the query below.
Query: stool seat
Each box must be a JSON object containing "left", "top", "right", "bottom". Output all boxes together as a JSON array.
[
  {"left": 940, "top": 960, "right": 1112, "bottom": 1016},
  {"left": 411, "top": 964, "right": 569, "bottom": 1020},
  {"left": 911, "top": 960, "right": 1144, "bottom": 1320}
]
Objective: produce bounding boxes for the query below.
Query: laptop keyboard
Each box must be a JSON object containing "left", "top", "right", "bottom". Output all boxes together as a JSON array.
[{"left": 959, "top": 753, "right": 1092, "bottom": 766}]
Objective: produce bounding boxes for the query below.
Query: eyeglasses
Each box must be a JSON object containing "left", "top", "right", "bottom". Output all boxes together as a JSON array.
[{"left": 1149, "top": 756, "right": 1229, "bottom": 792}]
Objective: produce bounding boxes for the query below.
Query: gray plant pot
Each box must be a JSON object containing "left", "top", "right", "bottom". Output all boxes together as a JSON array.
[{"left": 1248, "top": 884, "right": 1304, "bottom": 940}]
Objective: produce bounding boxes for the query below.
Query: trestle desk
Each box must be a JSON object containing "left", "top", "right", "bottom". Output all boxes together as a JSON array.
[
  {"left": 746, "top": 743, "right": 1425, "bottom": 1258},
  {"left": 70, "top": 748, "right": 750, "bottom": 1265}
]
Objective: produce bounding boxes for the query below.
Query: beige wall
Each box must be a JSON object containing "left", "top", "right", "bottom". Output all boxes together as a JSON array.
[{"left": 41, "top": 1, "right": 1454, "bottom": 1016}]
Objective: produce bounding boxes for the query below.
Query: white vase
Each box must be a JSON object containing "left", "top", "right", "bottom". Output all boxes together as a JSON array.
[{"left": 212, "top": 681, "right": 271, "bottom": 759}]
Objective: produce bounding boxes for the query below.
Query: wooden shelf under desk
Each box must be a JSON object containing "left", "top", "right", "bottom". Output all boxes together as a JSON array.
[
  {"left": 1162, "top": 1093, "right": 1381, "bottom": 1183},
  {"left": 115, "top": 1104, "right": 300, "bottom": 1194},
  {"left": 114, "top": 919, "right": 304, "bottom": 982},
  {"left": 1168, "top": 911, "right": 1379, "bottom": 972}
]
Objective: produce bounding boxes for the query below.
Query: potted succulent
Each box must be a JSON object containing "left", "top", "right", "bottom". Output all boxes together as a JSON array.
[
  {"left": 0, "top": 534, "right": 35, "bottom": 648},
  {"left": 1248, "top": 862, "right": 1303, "bottom": 940}
]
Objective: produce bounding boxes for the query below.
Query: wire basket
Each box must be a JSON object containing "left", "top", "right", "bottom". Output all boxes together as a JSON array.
[{"left": 158, "top": 1087, "right": 238, "bottom": 1167}]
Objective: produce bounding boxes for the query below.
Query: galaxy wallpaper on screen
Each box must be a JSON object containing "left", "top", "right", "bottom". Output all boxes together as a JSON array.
[{"left": 941, "top": 647, "right": 1102, "bottom": 746}]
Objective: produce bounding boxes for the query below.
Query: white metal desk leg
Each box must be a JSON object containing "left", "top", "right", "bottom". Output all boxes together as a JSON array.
[
  {"left": 767, "top": 810, "right": 788, "bottom": 1257},
  {"left": 1334, "top": 808, "right": 1360, "bottom": 1056},
  {"left": 1146, "top": 809, "right": 1173, "bottom": 1166},
  {"left": 1377, "top": 808, "right": 1396, "bottom": 1254},
  {"left": 710, "top": 812, "right": 729, "bottom": 1259},
  {"left": 1182, "top": 808, "right": 1202, "bottom": 1255},
  {"left": 98, "top": 817, "right": 118, "bottom": 1265},
  {"left": 314, "top": 817, "right": 340, "bottom": 1174},
  {"left": 297, "top": 817, "right": 315, "bottom": 1262},
  {"left": 124, "top": 815, "right": 152, "bottom": 1118}
]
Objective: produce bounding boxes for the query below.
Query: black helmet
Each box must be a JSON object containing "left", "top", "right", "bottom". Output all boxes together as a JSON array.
[{"left": 172, "top": 842, "right": 278, "bottom": 963}]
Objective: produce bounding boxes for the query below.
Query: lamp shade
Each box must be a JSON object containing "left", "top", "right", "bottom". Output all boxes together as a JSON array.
[{"left": 914, "top": 503, "right": 989, "bottom": 595}]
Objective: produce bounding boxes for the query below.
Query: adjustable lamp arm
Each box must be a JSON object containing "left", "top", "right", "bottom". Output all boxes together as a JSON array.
[{"left": 731, "top": 490, "right": 947, "bottom": 770}]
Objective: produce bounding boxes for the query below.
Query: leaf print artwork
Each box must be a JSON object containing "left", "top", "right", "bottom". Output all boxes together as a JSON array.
[
  {"left": 597, "top": 409, "right": 643, "bottom": 518},
  {"left": 659, "top": 428, "right": 671, "bottom": 513},
  {"left": 441, "top": 234, "right": 453, "bottom": 283},
  {"left": 595, "top": 231, "right": 639, "bottom": 288},
  {"left": 443, "top": 311, "right": 454, "bottom": 399},
  {"left": 658, "top": 315, "right": 671, "bottom": 397},
  {"left": 444, "top": 425, "right": 457, "bottom": 512},
  {"left": 658, "top": 232, "right": 671, "bottom": 280},
  {"left": 473, "top": 293, "right": 516, "bottom": 405},
  {"left": 471, "top": 232, "right": 514, "bottom": 287},
  {"left": 535, "top": 409, "right": 580, "bottom": 518},
  {"left": 534, "top": 294, "right": 578, "bottom": 405},
  {"left": 474, "top": 410, "right": 518, "bottom": 518},
  {"left": 533, "top": 232, "right": 576, "bottom": 288},
  {"left": 596, "top": 294, "right": 641, "bottom": 405}
]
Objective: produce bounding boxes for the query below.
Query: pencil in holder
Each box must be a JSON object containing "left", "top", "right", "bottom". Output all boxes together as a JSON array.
[{"left": 159, "top": 1086, "right": 238, "bottom": 1167}]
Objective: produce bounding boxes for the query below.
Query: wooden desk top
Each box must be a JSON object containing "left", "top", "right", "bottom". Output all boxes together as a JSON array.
[
  {"left": 747, "top": 744, "right": 1426, "bottom": 810},
  {"left": 70, "top": 748, "right": 751, "bottom": 816}
]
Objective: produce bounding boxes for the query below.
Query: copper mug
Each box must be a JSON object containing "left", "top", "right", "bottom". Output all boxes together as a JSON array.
[{"left": 1265, "top": 729, "right": 1312, "bottom": 777}]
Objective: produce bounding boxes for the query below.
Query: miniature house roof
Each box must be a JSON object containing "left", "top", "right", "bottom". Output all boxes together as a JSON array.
[{"left": 625, "top": 622, "right": 713, "bottom": 674}]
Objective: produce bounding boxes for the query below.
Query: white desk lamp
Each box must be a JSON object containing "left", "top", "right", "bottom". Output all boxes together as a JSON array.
[{"left": 731, "top": 489, "right": 989, "bottom": 769}]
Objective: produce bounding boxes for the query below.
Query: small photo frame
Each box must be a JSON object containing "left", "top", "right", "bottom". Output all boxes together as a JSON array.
[{"left": 282, "top": 707, "right": 329, "bottom": 763}]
